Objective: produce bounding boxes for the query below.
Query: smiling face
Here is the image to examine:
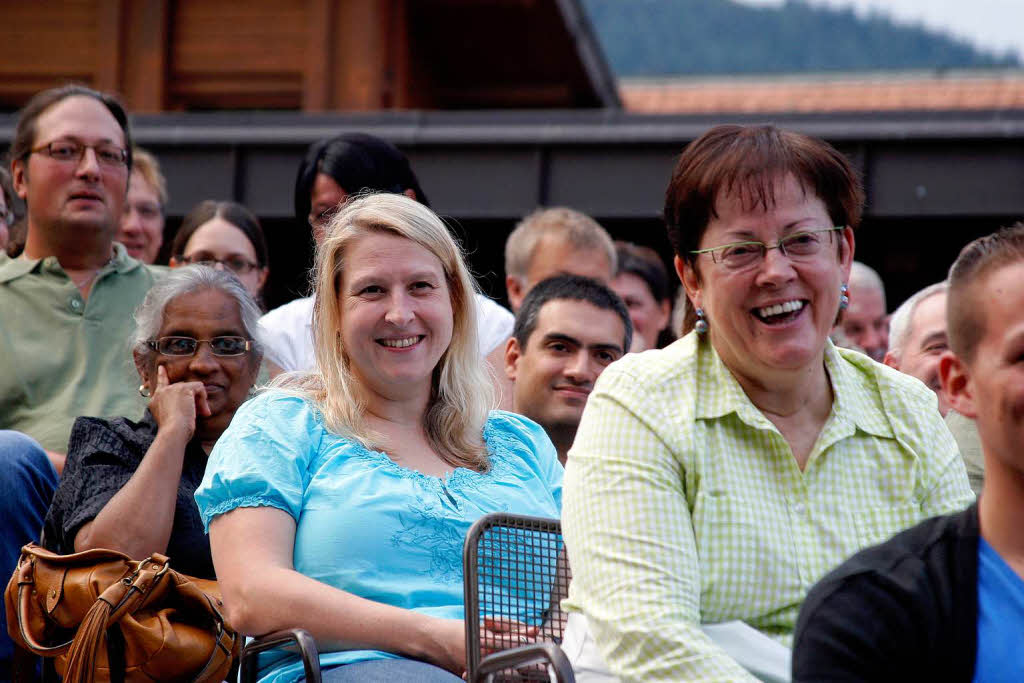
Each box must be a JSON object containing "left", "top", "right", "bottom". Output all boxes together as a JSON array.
[
  {"left": 12, "top": 95, "right": 127, "bottom": 239},
  {"left": 117, "top": 168, "right": 164, "bottom": 263},
  {"left": 339, "top": 231, "right": 454, "bottom": 401},
  {"left": 138, "top": 288, "right": 259, "bottom": 438},
  {"left": 679, "top": 173, "right": 853, "bottom": 388},
  {"left": 943, "top": 261, "right": 1024, "bottom": 471},
  {"left": 889, "top": 291, "right": 949, "bottom": 414},
  {"left": 506, "top": 298, "right": 626, "bottom": 441},
  {"left": 173, "top": 217, "right": 267, "bottom": 298}
]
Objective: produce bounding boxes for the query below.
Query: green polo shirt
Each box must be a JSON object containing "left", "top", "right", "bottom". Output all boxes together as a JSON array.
[{"left": 0, "top": 244, "right": 164, "bottom": 452}]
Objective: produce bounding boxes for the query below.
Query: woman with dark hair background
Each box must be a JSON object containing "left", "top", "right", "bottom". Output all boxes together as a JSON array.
[
  {"left": 260, "top": 133, "right": 515, "bottom": 381},
  {"left": 611, "top": 241, "right": 674, "bottom": 351},
  {"left": 170, "top": 200, "right": 270, "bottom": 303}
]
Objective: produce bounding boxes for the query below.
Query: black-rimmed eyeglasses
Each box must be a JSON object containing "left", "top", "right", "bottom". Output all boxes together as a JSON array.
[{"left": 30, "top": 140, "right": 128, "bottom": 169}]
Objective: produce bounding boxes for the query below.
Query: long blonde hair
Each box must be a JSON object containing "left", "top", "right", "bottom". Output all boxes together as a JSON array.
[{"left": 275, "top": 192, "right": 494, "bottom": 470}]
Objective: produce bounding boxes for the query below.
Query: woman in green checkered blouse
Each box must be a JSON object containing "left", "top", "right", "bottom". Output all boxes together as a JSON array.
[{"left": 560, "top": 124, "right": 974, "bottom": 682}]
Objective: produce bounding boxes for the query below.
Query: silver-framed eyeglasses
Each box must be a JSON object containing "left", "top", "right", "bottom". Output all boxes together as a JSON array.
[
  {"left": 146, "top": 336, "right": 253, "bottom": 357},
  {"left": 30, "top": 140, "right": 129, "bottom": 168},
  {"left": 691, "top": 226, "right": 845, "bottom": 270}
]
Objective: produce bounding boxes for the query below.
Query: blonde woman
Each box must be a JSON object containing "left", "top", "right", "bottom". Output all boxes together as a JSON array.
[{"left": 195, "top": 193, "right": 562, "bottom": 682}]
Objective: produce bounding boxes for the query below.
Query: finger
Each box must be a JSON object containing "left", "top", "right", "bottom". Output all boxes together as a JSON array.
[
  {"left": 156, "top": 364, "right": 169, "bottom": 389},
  {"left": 194, "top": 385, "right": 212, "bottom": 417}
]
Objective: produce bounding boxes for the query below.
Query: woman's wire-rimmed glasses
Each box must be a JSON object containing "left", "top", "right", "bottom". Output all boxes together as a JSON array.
[
  {"left": 176, "top": 254, "right": 260, "bottom": 275},
  {"left": 691, "top": 226, "right": 845, "bottom": 270},
  {"left": 146, "top": 336, "right": 252, "bottom": 357}
]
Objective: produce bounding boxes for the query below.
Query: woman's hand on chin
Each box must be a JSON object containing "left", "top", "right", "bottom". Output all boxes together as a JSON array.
[{"left": 148, "top": 365, "right": 210, "bottom": 441}]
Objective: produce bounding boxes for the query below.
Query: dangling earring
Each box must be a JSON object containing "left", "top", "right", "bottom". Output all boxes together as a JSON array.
[
  {"left": 839, "top": 283, "right": 850, "bottom": 310},
  {"left": 138, "top": 383, "right": 152, "bottom": 398},
  {"left": 695, "top": 307, "right": 709, "bottom": 334}
]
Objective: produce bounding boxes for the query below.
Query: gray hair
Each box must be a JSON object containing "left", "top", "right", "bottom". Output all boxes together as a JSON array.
[
  {"left": 887, "top": 281, "right": 948, "bottom": 359},
  {"left": 132, "top": 265, "right": 264, "bottom": 362},
  {"left": 504, "top": 207, "right": 616, "bottom": 279},
  {"left": 849, "top": 261, "right": 886, "bottom": 308}
]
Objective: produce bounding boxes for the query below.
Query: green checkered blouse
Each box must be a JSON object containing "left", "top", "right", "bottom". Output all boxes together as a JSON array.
[{"left": 562, "top": 332, "right": 973, "bottom": 682}]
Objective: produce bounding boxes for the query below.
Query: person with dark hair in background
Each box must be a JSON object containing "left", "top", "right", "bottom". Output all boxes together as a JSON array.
[
  {"left": 260, "top": 133, "right": 515, "bottom": 382},
  {"left": 611, "top": 241, "right": 673, "bottom": 351},
  {"left": 170, "top": 199, "right": 269, "bottom": 302},
  {"left": 505, "top": 275, "right": 631, "bottom": 464},
  {"left": 560, "top": 124, "right": 972, "bottom": 682},
  {"left": 793, "top": 223, "right": 1024, "bottom": 682},
  {"left": 116, "top": 146, "right": 167, "bottom": 264},
  {"left": 0, "top": 84, "right": 162, "bottom": 679}
]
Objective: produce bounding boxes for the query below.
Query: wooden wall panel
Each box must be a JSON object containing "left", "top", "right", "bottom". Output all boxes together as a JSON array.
[
  {"left": 0, "top": 0, "right": 99, "bottom": 107},
  {"left": 167, "top": 0, "right": 307, "bottom": 109}
]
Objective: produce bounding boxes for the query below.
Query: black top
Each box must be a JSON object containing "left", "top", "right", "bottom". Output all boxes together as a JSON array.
[
  {"left": 43, "top": 411, "right": 215, "bottom": 579},
  {"left": 793, "top": 503, "right": 980, "bottom": 682}
]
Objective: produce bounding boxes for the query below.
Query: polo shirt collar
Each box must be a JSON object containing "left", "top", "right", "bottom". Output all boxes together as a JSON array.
[{"left": 0, "top": 242, "right": 139, "bottom": 284}]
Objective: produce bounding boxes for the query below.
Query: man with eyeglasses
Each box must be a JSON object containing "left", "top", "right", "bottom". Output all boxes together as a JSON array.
[{"left": 0, "top": 86, "right": 163, "bottom": 677}]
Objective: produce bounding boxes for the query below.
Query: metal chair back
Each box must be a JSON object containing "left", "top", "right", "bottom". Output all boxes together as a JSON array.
[{"left": 463, "top": 512, "right": 573, "bottom": 682}]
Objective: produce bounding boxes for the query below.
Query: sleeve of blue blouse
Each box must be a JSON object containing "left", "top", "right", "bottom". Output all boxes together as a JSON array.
[
  {"left": 194, "top": 391, "right": 323, "bottom": 530},
  {"left": 562, "top": 368, "right": 756, "bottom": 683},
  {"left": 492, "top": 410, "right": 563, "bottom": 510}
]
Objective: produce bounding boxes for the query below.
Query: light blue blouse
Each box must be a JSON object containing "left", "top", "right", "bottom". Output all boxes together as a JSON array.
[{"left": 194, "top": 390, "right": 563, "bottom": 683}]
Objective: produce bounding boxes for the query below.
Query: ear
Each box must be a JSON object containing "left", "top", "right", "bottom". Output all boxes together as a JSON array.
[
  {"left": 11, "top": 158, "right": 28, "bottom": 200},
  {"left": 403, "top": 188, "right": 417, "bottom": 201},
  {"left": 506, "top": 275, "right": 526, "bottom": 313},
  {"left": 256, "top": 266, "right": 269, "bottom": 293},
  {"left": 882, "top": 350, "right": 900, "bottom": 371},
  {"left": 939, "top": 351, "right": 976, "bottom": 419},
  {"left": 838, "top": 226, "right": 855, "bottom": 282},
  {"left": 675, "top": 255, "right": 702, "bottom": 311},
  {"left": 133, "top": 349, "right": 152, "bottom": 389},
  {"left": 504, "top": 336, "right": 521, "bottom": 381}
]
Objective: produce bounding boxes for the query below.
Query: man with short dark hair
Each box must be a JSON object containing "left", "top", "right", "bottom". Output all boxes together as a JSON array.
[
  {"left": 505, "top": 275, "right": 631, "bottom": 463},
  {"left": 793, "top": 224, "right": 1024, "bottom": 682},
  {"left": 1, "top": 86, "right": 161, "bottom": 677}
]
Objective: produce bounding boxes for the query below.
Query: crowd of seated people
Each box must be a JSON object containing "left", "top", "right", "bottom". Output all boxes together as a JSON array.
[{"left": 3, "top": 82, "right": 1023, "bottom": 682}]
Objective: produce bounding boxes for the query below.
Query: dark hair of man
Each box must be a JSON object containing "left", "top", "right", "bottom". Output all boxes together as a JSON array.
[
  {"left": 663, "top": 124, "right": 863, "bottom": 266},
  {"left": 171, "top": 200, "right": 269, "bottom": 268},
  {"left": 616, "top": 240, "right": 670, "bottom": 303},
  {"left": 946, "top": 222, "right": 1024, "bottom": 363},
  {"left": 514, "top": 274, "right": 633, "bottom": 353},
  {"left": 293, "top": 133, "right": 429, "bottom": 224},
  {"left": 9, "top": 84, "right": 134, "bottom": 175}
]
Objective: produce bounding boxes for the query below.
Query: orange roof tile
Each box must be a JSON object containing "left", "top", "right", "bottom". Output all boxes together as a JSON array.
[{"left": 620, "top": 73, "right": 1024, "bottom": 114}]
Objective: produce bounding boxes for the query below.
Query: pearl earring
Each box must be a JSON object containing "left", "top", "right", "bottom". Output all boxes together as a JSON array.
[
  {"left": 839, "top": 283, "right": 850, "bottom": 310},
  {"left": 695, "top": 307, "right": 709, "bottom": 334}
]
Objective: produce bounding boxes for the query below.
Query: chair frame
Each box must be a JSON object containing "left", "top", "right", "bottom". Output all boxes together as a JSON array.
[
  {"left": 239, "top": 628, "right": 322, "bottom": 683},
  {"left": 463, "top": 512, "right": 574, "bottom": 683}
]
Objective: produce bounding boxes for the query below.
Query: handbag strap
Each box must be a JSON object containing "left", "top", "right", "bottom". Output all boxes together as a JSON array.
[{"left": 62, "top": 557, "right": 171, "bottom": 683}]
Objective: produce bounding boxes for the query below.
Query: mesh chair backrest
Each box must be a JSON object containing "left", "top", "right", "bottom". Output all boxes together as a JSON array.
[{"left": 463, "top": 513, "right": 569, "bottom": 681}]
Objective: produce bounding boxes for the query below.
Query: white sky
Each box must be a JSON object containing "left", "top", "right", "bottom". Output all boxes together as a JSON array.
[{"left": 738, "top": 0, "right": 1024, "bottom": 61}]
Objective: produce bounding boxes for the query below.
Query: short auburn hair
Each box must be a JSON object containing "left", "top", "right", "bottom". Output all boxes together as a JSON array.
[
  {"left": 664, "top": 124, "right": 864, "bottom": 263},
  {"left": 947, "top": 222, "right": 1024, "bottom": 363}
]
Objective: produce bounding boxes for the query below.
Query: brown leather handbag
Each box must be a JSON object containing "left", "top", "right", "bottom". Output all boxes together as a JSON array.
[{"left": 4, "top": 543, "right": 240, "bottom": 682}]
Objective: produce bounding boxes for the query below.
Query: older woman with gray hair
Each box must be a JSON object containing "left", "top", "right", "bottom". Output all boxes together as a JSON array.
[{"left": 43, "top": 266, "right": 263, "bottom": 579}]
